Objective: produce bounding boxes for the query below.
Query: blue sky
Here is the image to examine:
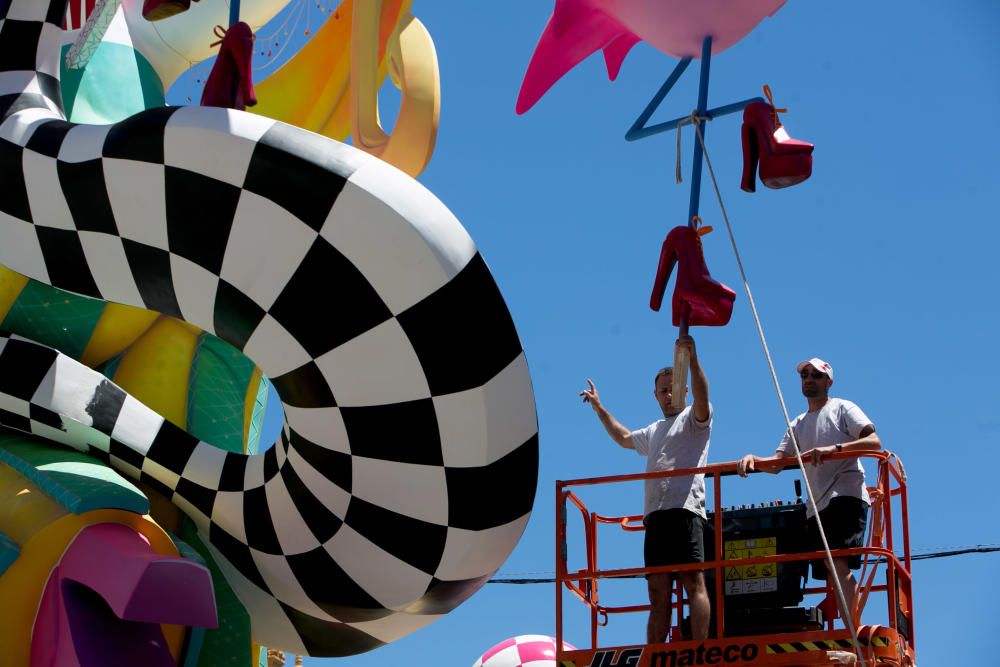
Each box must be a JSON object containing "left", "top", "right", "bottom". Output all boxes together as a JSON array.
[{"left": 173, "top": 1, "right": 1000, "bottom": 663}]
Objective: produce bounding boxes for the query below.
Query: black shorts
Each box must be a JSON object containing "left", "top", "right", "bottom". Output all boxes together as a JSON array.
[
  {"left": 643, "top": 508, "right": 706, "bottom": 577},
  {"left": 807, "top": 496, "right": 869, "bottom": 580}
]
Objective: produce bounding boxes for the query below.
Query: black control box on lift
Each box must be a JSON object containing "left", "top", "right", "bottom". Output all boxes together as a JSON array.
[{"left": 696, "top": 481, "right": 824, "bottom": 636}]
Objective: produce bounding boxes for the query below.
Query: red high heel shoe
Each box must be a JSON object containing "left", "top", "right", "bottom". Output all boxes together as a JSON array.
[
  {"left": 649, "top": 224, "right": 736, "bottom": 327},
  {"left": 740, "top": 87, "right": 813, "bottom": 192},
  {"left": 142, "top": 0, "right": 198, "bottom": 22},
  {"left": 201, "top": 23, "right": 258, "bottom": 111}
]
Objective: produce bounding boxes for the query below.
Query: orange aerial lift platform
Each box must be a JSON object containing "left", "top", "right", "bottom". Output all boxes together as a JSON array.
[{"left": 555, "top": 451, "right": 914, "bottom": 667}]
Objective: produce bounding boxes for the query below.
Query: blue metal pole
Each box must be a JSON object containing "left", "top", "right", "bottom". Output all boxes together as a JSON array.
[
  {"left": 679, "top": 36, "right": 712, "bottom": 338},
  {"left": 686, "top": 35, "right": 713, "bottom": 228},
  {"left": 706, "top": 97, "right": 763, "bottom": 121},
  {"left": 229, "top": 0, "right": 240, "bottom": 27}
]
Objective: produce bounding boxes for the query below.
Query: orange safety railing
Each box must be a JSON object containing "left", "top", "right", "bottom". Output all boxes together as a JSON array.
[{"left": 555, "top": 451, "right": 915, "bottom": 667}]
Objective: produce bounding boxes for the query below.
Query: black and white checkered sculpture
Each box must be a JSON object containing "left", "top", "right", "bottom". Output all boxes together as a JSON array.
[{"left": 0, "top": 0, "right": 538, "bottom": 656}]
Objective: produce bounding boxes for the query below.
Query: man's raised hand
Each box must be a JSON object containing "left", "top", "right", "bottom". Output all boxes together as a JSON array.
[{"left": 580, "top": 379, "right": 602, "bottom": 412}]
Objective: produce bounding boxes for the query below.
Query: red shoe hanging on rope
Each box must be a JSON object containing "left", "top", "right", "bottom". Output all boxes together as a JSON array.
[
  {"left": 201, "top": 23, "right": 257, "bottom": 111},
  {"left": 740, "top": 85, "right": 813, "bottom": 192},
  {"left": 650, "top": 219, "right": 736, "bottom": 327}
]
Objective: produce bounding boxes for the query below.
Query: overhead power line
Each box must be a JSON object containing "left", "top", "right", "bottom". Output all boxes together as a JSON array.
[
  {"left": 910, "top": 545, "right": 1000, "bottom": 561},
  {"left": 487, "top": 544, "right": 1000, "bottom": 584}
]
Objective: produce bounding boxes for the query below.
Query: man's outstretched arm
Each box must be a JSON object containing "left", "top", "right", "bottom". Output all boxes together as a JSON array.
[
  {"left": 580, "top": 379, "right": 633, "bottom": 449},
  {"left": 680, "top": 335, "right": 709, "bottom": 423},
  {"left": 737, "top": 451, "right": 789, "bottom": 476},
  {"left": 805, "top": 424, "right": 881, "bottom": 465}
]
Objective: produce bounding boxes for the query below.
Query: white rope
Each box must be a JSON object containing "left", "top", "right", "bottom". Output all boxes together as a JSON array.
[
  {"left": 674, "top": 111, "right": 710, "bottom": 184},
  {"left": 688, "top": 117, "right": 870, "bottom": 667},
  {"left": 888, "top": 451, "right": 907, "bottom": 483}
]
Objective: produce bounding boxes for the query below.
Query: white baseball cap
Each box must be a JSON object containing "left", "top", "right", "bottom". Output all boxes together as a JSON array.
[{"left": 796, "top": 358, "right": 833, "bottom": 381}]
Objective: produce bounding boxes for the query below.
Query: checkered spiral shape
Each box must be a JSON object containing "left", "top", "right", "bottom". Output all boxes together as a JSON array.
[{"left": 0, "top": 0, "right": 538, "bottom": 656}]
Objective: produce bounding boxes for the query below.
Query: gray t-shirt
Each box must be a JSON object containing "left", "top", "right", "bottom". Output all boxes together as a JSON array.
[
  {"left": 631, "top": 404, "right": 712, "bottom": 519},
  {"left": 776, "top": 398, "right": 873, "bottom": 516}
]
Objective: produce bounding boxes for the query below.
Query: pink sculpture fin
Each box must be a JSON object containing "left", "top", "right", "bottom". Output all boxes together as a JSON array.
[
  {"left": 30, "top": 523, "right": 217, "bottom": 667},
  {"left": 516, "top": 0, "right": 627, "bottom": 114},
  {"left": 603, "top": 33, "right": 640, "bottom": 80}
]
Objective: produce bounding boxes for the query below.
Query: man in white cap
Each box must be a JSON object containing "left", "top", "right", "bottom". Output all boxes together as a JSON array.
[
  {"left": 580, "top": 335, "right": 711, "bottom": 643},
  {"left": 736, "top": 358, "right": 881, "bottom": 618}
]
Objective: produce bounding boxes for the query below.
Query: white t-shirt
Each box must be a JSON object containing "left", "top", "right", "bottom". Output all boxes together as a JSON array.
[
  {"left": 776, "top": 398, "right": 873, "bottom": 516},
  {"left": 630, "top": 404, "right": 712, "bottom": 519}
]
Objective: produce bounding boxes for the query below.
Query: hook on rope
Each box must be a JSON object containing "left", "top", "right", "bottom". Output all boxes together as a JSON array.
[
  {"left": 210, "top": 23, "right": 256, "bottom": 48},
  {"left": 762, "top": 84, "right": 789, "bottom": 130},
  {"left": 210, "top": 24, "right": 227, "bottom": 47},
  {"left": 690, "top": 215, "right": 713, "bottom": 237}
]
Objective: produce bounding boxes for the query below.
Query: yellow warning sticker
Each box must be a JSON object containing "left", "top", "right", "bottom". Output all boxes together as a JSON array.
[
  {"left": 722, "top": 535, "right": 779, "bottom": 593},
  {"left": 724, "top": 564, "right": 773, "bottom": 579}
]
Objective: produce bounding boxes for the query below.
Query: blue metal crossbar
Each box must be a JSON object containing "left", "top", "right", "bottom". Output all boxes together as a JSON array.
[
  {"left": 624, "top": 35, "right": 766, "bottom": 225},
  {"left": 625, "top": 96, "right": 765, "bottom": 141}
]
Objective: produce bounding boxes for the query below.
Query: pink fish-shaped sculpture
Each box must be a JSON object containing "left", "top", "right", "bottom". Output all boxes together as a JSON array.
[{"left": 516, "top": 0, "right": 788, "bottom": 113}]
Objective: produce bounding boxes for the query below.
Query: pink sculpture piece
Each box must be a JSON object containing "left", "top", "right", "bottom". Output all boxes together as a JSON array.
[
  {"left": 516, "top": 0, "right": 788, "bottom": 113},
  {"left": 31, "top": 524, "right": 216, "bottom": 667}
]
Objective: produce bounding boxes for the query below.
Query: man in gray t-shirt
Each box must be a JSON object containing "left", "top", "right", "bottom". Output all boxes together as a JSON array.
[
  {"left": 737, "top": 357, "right": 881, "bottom": 619},
  {"left": 580, "top": 335, "right": 711, "bottom": 644}
]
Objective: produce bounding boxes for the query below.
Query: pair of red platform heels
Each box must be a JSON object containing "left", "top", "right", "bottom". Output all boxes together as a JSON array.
[
  {"left": 648, "top": 90, "right": 811, "bottom": 325},
  {"left": 740, "top": 87, "right": 813, "bottom": 192}
]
